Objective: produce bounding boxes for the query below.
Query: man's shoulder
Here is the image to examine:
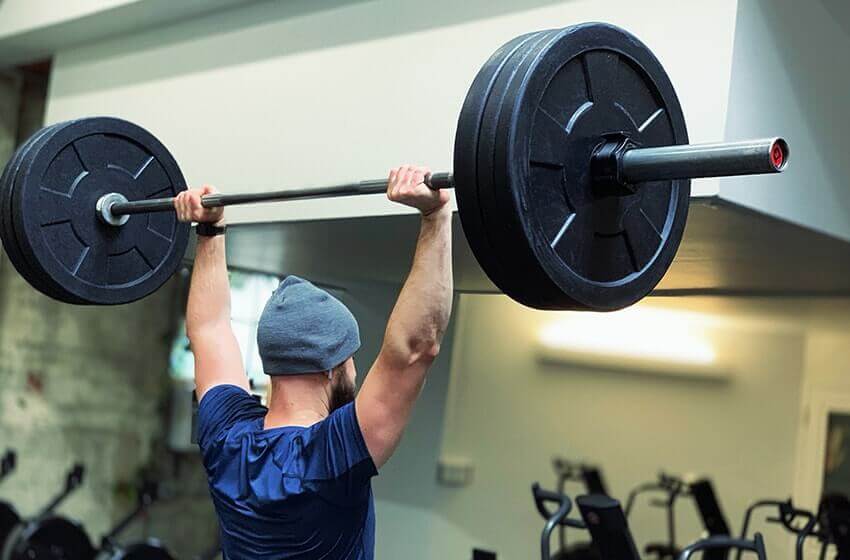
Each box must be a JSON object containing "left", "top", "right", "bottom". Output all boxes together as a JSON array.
[
  {"left": 199, "top": 383, "right": 260, "bottom": 407},
  {"left": 197, "top": 384, "right": 267, "bottom": 451}
]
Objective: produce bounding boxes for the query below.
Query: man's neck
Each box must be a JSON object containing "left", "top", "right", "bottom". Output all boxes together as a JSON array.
[{"left": 264, "top": 374, "right": 330, "bottom": 429}]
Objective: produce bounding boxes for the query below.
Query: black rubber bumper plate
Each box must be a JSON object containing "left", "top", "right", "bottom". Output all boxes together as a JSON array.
[
  {"left": 7, "top": 117, "right": 189, "bottom": 305},
  {"left": 455, "top": 23, "right": 690, "bottom": 311}
]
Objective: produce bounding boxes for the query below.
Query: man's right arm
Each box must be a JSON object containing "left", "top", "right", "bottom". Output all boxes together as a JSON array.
[
  {"left": 178, "top": 186, "right": 250, "bottom": 401},
  {"left": 355, "top": 165, "right": 453, "bottom": 469}
]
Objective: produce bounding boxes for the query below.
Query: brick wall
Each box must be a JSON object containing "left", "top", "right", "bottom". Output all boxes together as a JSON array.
[{"left": 0, "top": 67, "right": 220, "bottom": 558}]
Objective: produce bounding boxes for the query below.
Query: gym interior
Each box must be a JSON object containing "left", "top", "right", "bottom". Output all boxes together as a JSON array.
[{"left": 1, "top": 0, "right": 850, "bottom": 559}]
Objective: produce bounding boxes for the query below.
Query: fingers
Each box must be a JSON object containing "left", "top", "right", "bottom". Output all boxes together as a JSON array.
[
  {"left": 400, "top": 165, "right": 413, "bottom": 193},
  {"left": 174, "top": 192, "right": 189, "bottom": 222},
  {"left": 387, "top": 164, "right": 433, "bottom": 200},
  {"left": 389, "top": 164, "right": 412, "bottom": 200},
  {"left": 386, "top": 164, "right": 448, "bottom": 214},
  {"left": 174, "top": 187, "right": 221, "bottom": 223},
  {"left": 411, "top": 166, "right": 428, "bottom": 188},
  {"left": 387, "top": 167, "right": 400, "bottom": 200}
]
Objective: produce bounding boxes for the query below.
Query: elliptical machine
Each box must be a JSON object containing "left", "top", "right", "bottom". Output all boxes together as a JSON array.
[
  {"left": 532, "top": 483, "right": 593, "bottom": 560},
  {"left": 531, "top": 483, "right": 765, "bottom": 560},
  {"left": 624, "top": 472, "right": 687, "bottom": 560},
  {"left": 548, "top": 458, "right": 610, "bottom": 559},
  {"left": 625, "top": 473, "right": 733, "bottom": 560},
  {"left": 735, "top": 498, "right": 832, "bottom": 560},
  {"left": 579, "top": 493, "right": 766, "bottom": 560}
]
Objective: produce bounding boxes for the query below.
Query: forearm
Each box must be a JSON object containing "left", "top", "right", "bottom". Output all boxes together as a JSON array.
[
  {"left": 186, "top": 235, "right": 231, "bottom": 336},
  {"left": 382, "top": 208, "right": 453, "bottom": 364}
]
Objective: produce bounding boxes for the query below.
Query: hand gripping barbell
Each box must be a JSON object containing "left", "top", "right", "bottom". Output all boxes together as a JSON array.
[{"left": 0, "top": 23, "right": 788, "bottom": 310}]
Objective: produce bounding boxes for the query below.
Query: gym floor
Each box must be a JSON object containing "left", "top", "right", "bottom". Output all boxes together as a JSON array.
[{"left": 1, "top": 1, "right": 849, "bottom": 560}]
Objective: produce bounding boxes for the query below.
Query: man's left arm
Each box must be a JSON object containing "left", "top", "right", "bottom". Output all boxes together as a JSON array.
[{"left": 355, "top": 165, "right": 453, "bottom": 468}]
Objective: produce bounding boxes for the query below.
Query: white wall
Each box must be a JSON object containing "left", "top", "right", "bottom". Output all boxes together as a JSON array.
[
  {"left": 45, "top": 0, "right": 738, "bottom": 225},
  {"left": 0, "top": 0, "right": 135, "bottom": 37},
  {"left": 720, "top": 0, "right": 850, "bottom": 241}
]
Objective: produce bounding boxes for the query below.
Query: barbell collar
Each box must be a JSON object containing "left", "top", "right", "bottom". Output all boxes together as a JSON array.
[
  {"left": 618, "top": 137, "right": 789, "bottom": 184},
  {"left": 105, "top": 172, "right": 455, "bottom": 219}
]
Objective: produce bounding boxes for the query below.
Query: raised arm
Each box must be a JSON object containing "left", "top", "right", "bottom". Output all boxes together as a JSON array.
[
  {"left": 356, "top": 165, "right": 453, "bottom": 468},
  {"left": 176, "top": 187, "right": 249, "bottom": 400}
]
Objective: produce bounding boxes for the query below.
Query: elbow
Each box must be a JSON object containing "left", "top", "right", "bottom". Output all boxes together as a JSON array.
[
  {"left": 186, "top": 324, "right": 204, "bottom": 346},
  {"left": 408, "top": 335, "right": 443, "bottom": 366},
  {"left": 422, "top": 341, "right": 442, "bottom": 363},
  {"left": 185, "top": 315, "right": 205, "bottom": 342},
  {"left": 186, "top": 318, "right": 228, "bottom": 344},
  {"left": 386, "top": 338, "right": 442, "bottom": 368}
]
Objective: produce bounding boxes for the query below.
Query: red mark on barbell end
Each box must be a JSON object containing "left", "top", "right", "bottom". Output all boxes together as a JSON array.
[{"left": 770, "top": 142, "right": 785, "bottom": 169}]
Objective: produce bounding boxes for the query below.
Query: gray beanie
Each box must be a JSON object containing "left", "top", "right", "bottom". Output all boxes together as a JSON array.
[{"left": 257, "top": 276, "right": 361, "bottom": 376}]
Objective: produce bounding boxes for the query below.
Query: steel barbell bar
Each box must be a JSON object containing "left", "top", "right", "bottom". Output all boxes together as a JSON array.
[{"left": 98, "top": 138, "right": 788, "bottom": 225}]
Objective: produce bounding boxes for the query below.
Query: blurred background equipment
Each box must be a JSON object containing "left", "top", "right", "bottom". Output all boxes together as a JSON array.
[
  {"left": 2, "top": 464, "right": 95, "bottom": 560},
  {"left": 0, "top": 451, "right": 20, "bottom": 551},
  {"left": 94, "top": 481, "right": 175, "bottom": 560}
]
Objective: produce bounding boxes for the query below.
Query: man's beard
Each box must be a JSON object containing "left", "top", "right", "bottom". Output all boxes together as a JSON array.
[{"left": 329, "top": 375, "right": 356, "bottom": 413}]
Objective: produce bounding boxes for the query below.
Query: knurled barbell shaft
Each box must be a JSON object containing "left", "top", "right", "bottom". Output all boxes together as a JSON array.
[
  {"left": 620, "top": 138, "right": 788, "bottom": 183},
  {"left": 104, "top": 138, "right": 788, "bottom": 219}
]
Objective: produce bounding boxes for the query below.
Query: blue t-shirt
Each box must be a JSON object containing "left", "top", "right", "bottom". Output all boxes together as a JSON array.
[{"left": 198, "top": 384, "right": 378, "bottom": 559}]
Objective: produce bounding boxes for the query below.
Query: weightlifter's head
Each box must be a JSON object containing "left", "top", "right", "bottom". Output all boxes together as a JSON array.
[{"left": 257, "top": 275, "right": 360, "bottom": 412}]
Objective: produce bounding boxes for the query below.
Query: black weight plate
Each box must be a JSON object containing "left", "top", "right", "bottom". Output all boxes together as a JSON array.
[
  {"left": 7, "top": 122, "right": 89, "bottom": 303},
  {"left": 10, "top": 120, "right": 107, "bottom": 303},
  {"left": 4, "top": 123, "right": 73, "bottom": 302},
  {"left": 13, "top": 117, "right": 189, "bottom": 305},
  {"left": 470, "top": 29, "right": 563, "bottom": 307},
  {"left": 478, "top": 28, "right": 584, "bottom": 309},
  {"left": 16, "top": 123, "right": 91, "bottom": 303},
  {"left": 0, "top": 129, "right": 39, "bottom": 277},
  {"left": 493, "top": 23, "right": 690, "bottom": 310},
  {"left": 1, "top": 124, "right": 52, "bottom": 284},
  {"left": 16, "top": 120, "right": 92, "bottom": 303},
  {"left": 0, "top": 123, "right": 78, "bottom": 303},
  {"left": 453, "top": 30, "right": 541, "bottom": 293}
]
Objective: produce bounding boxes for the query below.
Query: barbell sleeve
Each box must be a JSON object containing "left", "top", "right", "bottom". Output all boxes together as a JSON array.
[
  {"left": 106, "top": 172, "right": 455, "bottom": 217},
  {"left": 620, "top": 138, "right": 789, "bottom": 183}
]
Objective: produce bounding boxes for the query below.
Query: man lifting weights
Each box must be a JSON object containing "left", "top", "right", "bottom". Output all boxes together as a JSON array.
[{"left": 174, "top": 165, "right": 453, "bottom": 559}]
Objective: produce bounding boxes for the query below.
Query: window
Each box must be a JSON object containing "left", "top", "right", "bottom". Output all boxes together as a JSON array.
[{"left": 169, "top": 269, "right": 281, "bottom": 389}]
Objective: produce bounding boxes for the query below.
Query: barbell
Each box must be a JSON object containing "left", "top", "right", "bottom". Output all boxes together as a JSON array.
[{"left": 0, "top": 23, "right": 789, "bottom": 310}]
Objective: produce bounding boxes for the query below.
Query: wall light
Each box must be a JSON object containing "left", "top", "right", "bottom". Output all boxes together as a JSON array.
[{"left": 536, "top": 307, "right": 730, "bottom": 379}]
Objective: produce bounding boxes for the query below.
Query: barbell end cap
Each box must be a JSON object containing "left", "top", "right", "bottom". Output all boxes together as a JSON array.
[
  {"left": 96, "top": 193, "right": 131, "bottom": 227},
  {"left": 769, "top": 138, "right": 790, "bottom": 172}
]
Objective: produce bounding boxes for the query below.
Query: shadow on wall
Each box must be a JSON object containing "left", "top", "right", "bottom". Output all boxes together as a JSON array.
[{"left": 51, "top": 0, "right": 574, "bottom": 96}]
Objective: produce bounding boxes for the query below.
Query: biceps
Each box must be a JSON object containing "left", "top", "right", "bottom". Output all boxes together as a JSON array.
[
  {"left": 355, "top": 354, "right": 429, "bottom": 468},
  {"left": 190, "top": 325, "right": 249, "bottom": 399}
]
